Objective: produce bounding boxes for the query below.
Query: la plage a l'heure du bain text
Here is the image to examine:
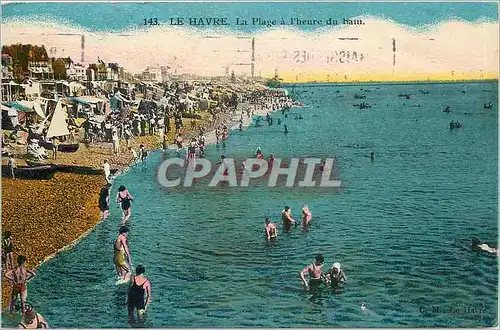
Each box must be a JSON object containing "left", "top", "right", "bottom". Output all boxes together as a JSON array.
[{"left": 143, "top": 17, "right": 365, "bottom": 27}]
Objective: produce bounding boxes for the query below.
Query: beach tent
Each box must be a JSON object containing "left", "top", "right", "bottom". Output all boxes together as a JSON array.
[
  {"left": 46, "top": 100, "right": 70, "bottom": 139},
  {"left": 8, "top": 100, "right": 34, "bottom": 112},
  {"left": 110, "top": 91, "right": 133, "bottom": 112},
  {"left": 70, "top": 96, "right": 108, "bottom": 115},
  {"left": 69, "top": 82, "right": 86, "bottom": 95},
  {"left": 33, "top": 99, "right": 46, "bottom": 119}
]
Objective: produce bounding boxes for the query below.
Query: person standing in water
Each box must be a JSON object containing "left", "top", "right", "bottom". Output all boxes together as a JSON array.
[
  {"left": 98, "top": 184, "right": 110, "bottom": 221},
  {"left": 264, "top": 217, "right": 278, "bottom": 241},
  {"left": 19, "top": 306, "right": 49, "bottom": 328},
  {"left": 2, "top": 231, "right": 14, "bottom": 271},
  {"left": 5, "top": 255, "right": 36, "bottom": 313},
  {"left": 319, "top": 160, "right": 328, "bottom": 173},
  {"left": 325, "top": 262, "right": 347, "bottom": 287},
  {"left": 301, "top": 205, "right": 312, "bottom": 228},
  {"left": 114, "top": 226, "right": 132, "bottom": 281},
  {"left": 471, "top": 238, "right": 498, "bottom": 254},
  {"left": 127, "top": 264, "right": 152, "bottom": 322},
  {"left": 217, "top": 155, "right": 230, "bottom": 176},
  {"left": 281, "top": 206, "right": 297, "bottom": 232},
  {"left": 116, "top": 185, "right": 134, "bottom": 223},
  {"left": 187, "top": 138, "right": 197, "bottom": 161},
  {"left": 284, "top": 125, "right": 289, "bottom": 134},
  {"left": 268, "top": 153, "right": 275, "bottom": 171},
  {"left": 370, "top": 152, "right": 375, "bottom": 162},
  {"left": 299, "top": 254, "right": 326, "bottom": 289},
  {"left": 139, "top": 144, "right": 147, "bottom": 162}
]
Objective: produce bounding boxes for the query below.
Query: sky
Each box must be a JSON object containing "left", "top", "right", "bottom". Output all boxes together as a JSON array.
[{"left": 1, "top": 2, "right": 499, "bottom": 81}]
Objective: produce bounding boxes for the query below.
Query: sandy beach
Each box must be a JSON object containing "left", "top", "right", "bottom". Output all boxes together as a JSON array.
[
  {"left": 1, "top": 99, "right": 274, "bottom": 308},
  {"left": 1, "top": 115, "right": 213, "bottom": 308}
]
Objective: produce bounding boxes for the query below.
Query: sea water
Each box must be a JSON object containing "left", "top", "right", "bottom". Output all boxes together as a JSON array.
[{"left": 3, "top": 82, "right": 497, "bottom": 328}]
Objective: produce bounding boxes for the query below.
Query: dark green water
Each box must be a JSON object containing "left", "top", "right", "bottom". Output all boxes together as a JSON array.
[{"left": 4, "top": 82, "right": 498, "bottom": 328}]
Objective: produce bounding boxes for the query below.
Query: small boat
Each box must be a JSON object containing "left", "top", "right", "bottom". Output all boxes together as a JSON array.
[
  {"left": 353, "top": 103, "right": 372, "bottom": 109},
  {"left": 57, "top": 143, "right": 80, "bottom": 153},
  {"left": 54, "top": 164, "right": 119, "bottom": 175},
  {"left": 2, "top": 165, "right": 55, "bottom": 180},
  {"left": 25, "top": 160, "right": 50, "bottom": 167}
]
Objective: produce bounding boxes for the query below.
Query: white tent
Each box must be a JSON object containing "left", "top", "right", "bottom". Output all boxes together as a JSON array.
[
  {"left": 33, "top": 99, "right": 46, "bottom": 119},
  {"left": 46, "top": 100, "right": 70, "bottom": 138}
]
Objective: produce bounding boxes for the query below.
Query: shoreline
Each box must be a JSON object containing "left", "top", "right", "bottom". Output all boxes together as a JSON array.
[
  {"left": 164, "top": 102, "right": 273, "bottom": 150},
  {"left": 0, "top": 115, "right": 213, "bottom": 308},
  {"left": 1, "top": 94, "right": 292, "bottom": 308}
]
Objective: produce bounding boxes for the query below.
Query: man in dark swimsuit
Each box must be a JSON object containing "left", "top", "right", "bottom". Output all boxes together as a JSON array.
[
  {"left": 281, "top": 206, "right": 296, "bottom": 232},
  {"left": 128, "top": 265, "right": 152, "bottom": 322}
]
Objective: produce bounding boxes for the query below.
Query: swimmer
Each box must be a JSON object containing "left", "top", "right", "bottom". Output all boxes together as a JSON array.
[
  {"left": 471, "top": 237, "right": 498, "bottom": 254},
  {"left": 241, "top": 160, "right": 248, "bottom": 176},
  {"left": 116, "top": 185, "right": 134, "bottom": 223},
  {"left": 268, "top": 153, "right": 275, "bottom": 169},
  {"left": 19, "top": 306, "right": 49, "bottom": 328},
  {"left": 370, "top": 152, "right": 375, "bottom": 162},
  {"left": 5, "top": 255, "right": 36, "bottom": 313},
  {"left": 217, "top": 155, "right": 230, "bottom": 176},
  {"left": 325, "top": 262, "right": 347, "bottom": 287},
  {"left": 301, "top": 205, "right": 312, "bottom": 227},
  {"left": 127, "top": 265, "right": 152, "bottom": 322},
  {"left": 319, "top": 160, "right": 328, "bottom": 172},
  {"left": 299, "top": 254, "right": 327, "bottom": 289},
  {"left": 114, "top": 226, "right": 132, "bottom": 281},
  {"left": 264, "top": 217, "right": 278, "bottom": 241},
  {"left": 284, "top": 125, "right": 288, "bottom": 134},
  {"left": 281, "top": 206, "right": 297, "bottom": 232}
]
